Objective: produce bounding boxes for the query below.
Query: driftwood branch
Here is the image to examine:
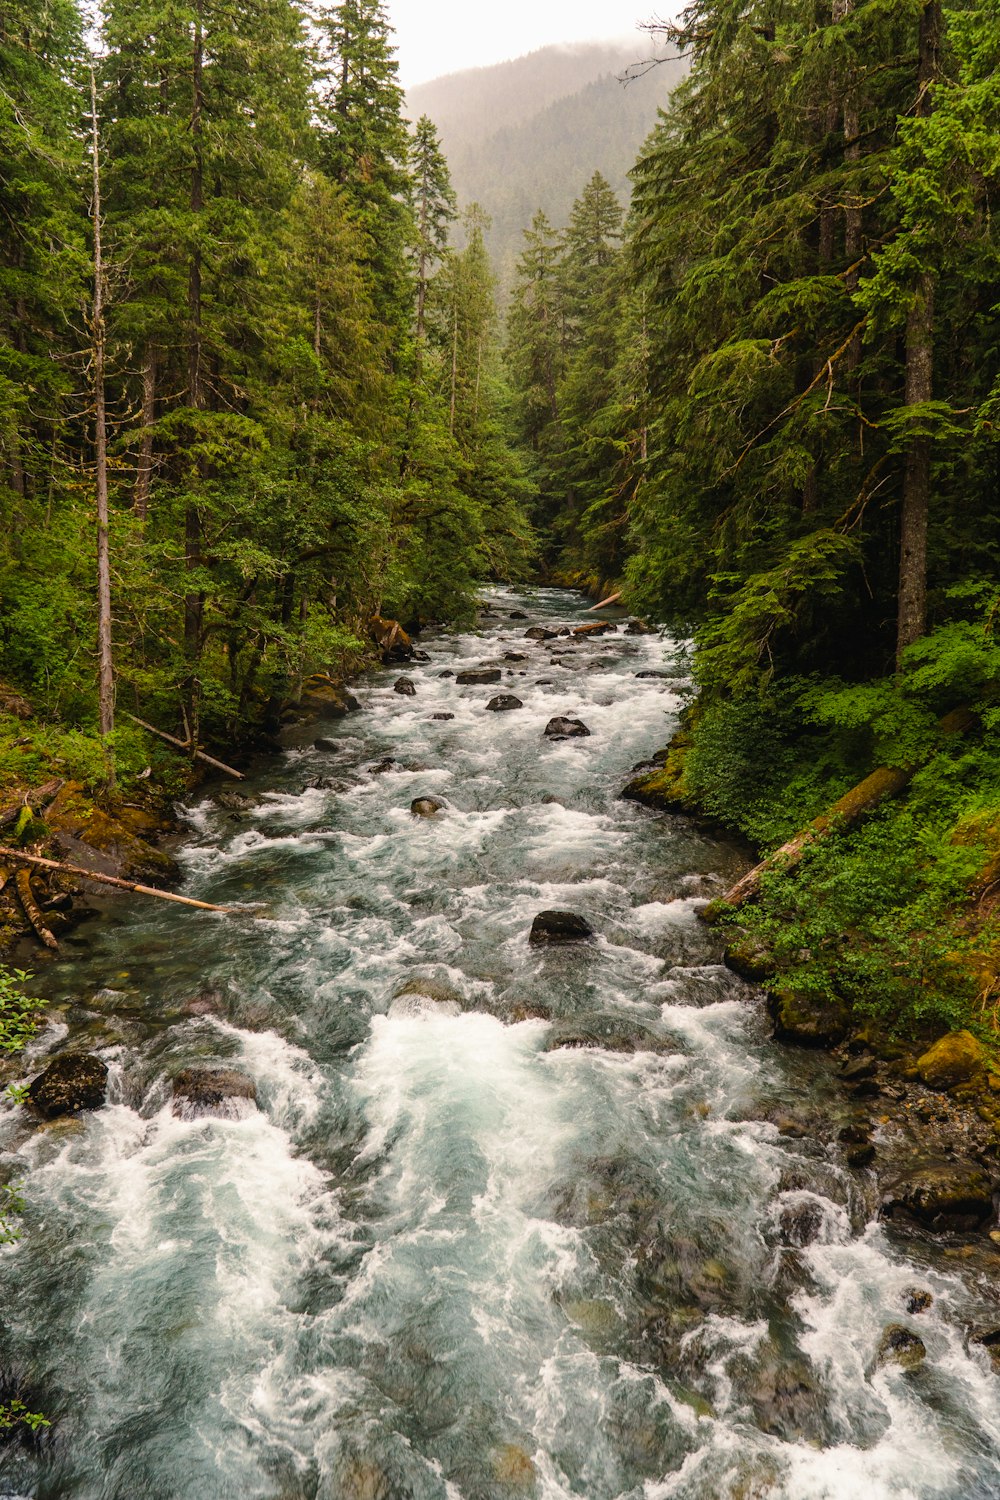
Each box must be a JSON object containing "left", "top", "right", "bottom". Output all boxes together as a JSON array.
[
  {"left": 15, "top": 869, "right": 59, "bottom": 950},
  {"left": 0, "top": 846, "right": 232, "bottom": 914},
  {"left": 714, "top": 708, "right": 974, "bottom": 913},
  {"left": 126, "top": 714, "right": 245, "bottom": 780}
]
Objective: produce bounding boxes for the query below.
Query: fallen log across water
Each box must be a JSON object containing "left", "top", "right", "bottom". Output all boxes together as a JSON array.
[
  {"left": 587, "top": 591, "right": 622, "bottom": 611},
  {"left": 0, "top": 846, "right": 232, "bottom": 915},
  {"left": 710, "top": 707, "right": 975, "bottom": 916}
]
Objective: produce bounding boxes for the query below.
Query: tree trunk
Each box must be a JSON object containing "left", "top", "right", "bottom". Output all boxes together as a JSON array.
[
  {"left": 185, "top": 4, "right": 206, "bottom": 707},
  {"left": 896, "top": 0, "right": 942, "bottom": 668},
  {"left": 90, "top": 70, "right": 115, "bottom": 752},
  {"left": 134, "top": 345, "right": 156, "bottom": 521}
]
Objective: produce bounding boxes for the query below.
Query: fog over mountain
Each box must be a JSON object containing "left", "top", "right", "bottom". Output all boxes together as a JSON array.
[{"left": 407, "top": 41, "right": 685, "bottom": 286}]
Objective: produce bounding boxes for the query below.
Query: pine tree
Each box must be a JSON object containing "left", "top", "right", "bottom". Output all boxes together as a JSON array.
[{"left": 410, "top": 115, "right": 456, "bottom": 345}]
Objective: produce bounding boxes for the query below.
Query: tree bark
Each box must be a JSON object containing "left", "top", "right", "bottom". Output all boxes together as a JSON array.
[
  {"left": 896, "top": 0, "right": 942, "bottom": 669},
  {"left": 186, "top": 3, "right": 205, "bottom": 677},
  {"left": 0, "top": 846, "right": 232, "bottom": 914},
  {"left": 90, "top": 70, "right": 115, "bottom": 752},
  {"left": 134, "top": 344, "right": 156, "bottom": 521}
]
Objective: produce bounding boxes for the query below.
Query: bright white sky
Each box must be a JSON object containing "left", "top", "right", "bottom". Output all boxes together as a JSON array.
[{"left": 387, "top": 0, "right": 658, "bottom": 86}]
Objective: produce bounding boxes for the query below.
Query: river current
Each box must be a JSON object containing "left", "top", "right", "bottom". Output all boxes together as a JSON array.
[{"left": 1, "top": 588, "right": 999, "bottom": 1500}]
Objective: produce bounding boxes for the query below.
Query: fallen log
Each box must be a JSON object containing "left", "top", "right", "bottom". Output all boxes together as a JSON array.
[
  {"left": 587, "top": 591, "right": 622, "bottom": 611},
  {"left": 0, "top": 846, "right": 232, "bottom": 915},
  {"left": 125, "top": 714, "right": 245, "bottom": 780},
  {"left": 15, "top": 868, "right": 59, "bottom": 950},
  {"left": 0, "top": 779, "right": 63, "bottom": 831},
  {"left": 713, "top": 707, "right": 975, "bottom": 915}
]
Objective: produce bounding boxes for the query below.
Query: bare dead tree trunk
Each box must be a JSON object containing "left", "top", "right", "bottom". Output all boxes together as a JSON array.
[
  {"left": 90, "top": 70, "right": 115, "bottom": 756},
  {"left": 134, "top": 344, "right": 156, "bottom": 521},
  {"left": 896, "top": 0, "right": 942, "bottom": 669}
]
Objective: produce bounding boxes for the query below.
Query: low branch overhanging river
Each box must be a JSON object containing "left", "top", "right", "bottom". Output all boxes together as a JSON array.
[{"left": 1, "top": 588, "right": 999, "bottom": 1500}]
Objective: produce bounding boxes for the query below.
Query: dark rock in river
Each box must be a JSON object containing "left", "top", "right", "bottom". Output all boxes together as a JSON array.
[
  {"left": 411, "top": 650, "right": 431, "bottom": 662},
  {"left": 505, "top": 652, "right": 530, "bottom": 662},
  {"left": 525, "top": 627, "right": 558, "bottom": 641},
  {"left": 508, "top": 610, "right": 529, "bottom": 620},
  {"left": 439, "top": 669, "right": 455, "bottom": 678},
  {"left": 635, "top": 670, "right": 672, "bottom": 680},
  {"left": 904, "top": 1288, "right": 934, "bottom": 1314},
  {"left": 394, "top": 976, "right": 465, "bottom": 1008},
  {"left": 744, "top": 1347, "right": 825, "bottom": 1444},
  {"left": 411, "top": 797, "right": 446, "bottom": 818},
  {"left": 393, "top": 677, "right": 416, "bottom": 696},
  {"left": 916, "top": 1030, "right": 986, "bottom": 1091},
  {"left": 172, "top": 1067, "right": 257, "bottom": 1119},
  {"left": 529, "top": 910, "right": 594, "bottom": 945},
  {"left": 544, "top": 1012, "right": 669, "bottom": 1054},
  {"left": 544, "top": 716, "right": 591, "bottom": 740},
  {"left": 456, "top": 668, "right": 502, "bottom": 685},
  {"left": 215, "top": 790, "right": 255, "bottom": 812},
  {"left": 768, "top": 987, "right": 850, "bottom": 1048},
  {"left": 29, "top": 1053, "right": 108, "bottom": 1119},
  {"left": 877, "top": 1324, "right": 926, "bottom": 1371},
  {"left": 298, "top": 682, "right": 361, "bottom": 718},
  {"left": 970, "top": 1328, "right": 1000, "bottom": 1373},
  {"left": 626, "top": 619, "right": 656, "bottom": 635},
  {"left": 881, "top": 1157, "right": 995, "bottom": 1232},
  {"left": 314, "top": 737, "right": 340, "bottom": 752},
  {"left": 432, "top": 712, "right": 455, "bottom": 721},
  {"left": 486, "top": 695, "right": 523, "bottom": 712}
]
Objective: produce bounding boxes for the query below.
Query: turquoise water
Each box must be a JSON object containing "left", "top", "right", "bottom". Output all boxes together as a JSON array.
[{"left": 1, "top": 589, "right": 998, "bottom": 1500}]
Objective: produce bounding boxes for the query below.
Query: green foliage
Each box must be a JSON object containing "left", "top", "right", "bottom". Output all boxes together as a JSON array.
[
  {"left": 731, "top": 804, "right": 994, "bottom": 1035},
  {"left": 0, "top": 967, "right": 43, "bottom": 1057},
  {"left": 0, "top": 1181, "right": 26, "bottom": 1246},
  {"left": 0, "top": 1398, "right": 50, "bottom": 1433}
]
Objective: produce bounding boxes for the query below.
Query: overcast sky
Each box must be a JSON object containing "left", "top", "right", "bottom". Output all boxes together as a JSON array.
[{"left": 387, "top": 0, "right": 658, "bottom": 86}]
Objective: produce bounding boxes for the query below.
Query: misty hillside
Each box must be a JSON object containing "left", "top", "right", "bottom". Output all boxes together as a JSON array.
[{"left": 407, "top": 42, "right": 685, "bottom": 286}]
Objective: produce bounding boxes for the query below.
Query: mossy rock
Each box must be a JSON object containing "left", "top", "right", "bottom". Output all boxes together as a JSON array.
[
  {"left": 881, "top": 1158, "right": 995, "bottom": 1232},
  {"left": 877, "top": 1324, "right": 926, "bottom": 1372},
  {"left": 768, "top": 987, "right": 850, "bottom": 1049},
  {"left": 622, "top": 723, "right": 697, "bottom": 813},
  {"left": 917, "top": 1030, "right": 986, "bottom": 1091},
  {"left": 724, "top": 936, "right": 776, "bottom": 983},
  {"left": 46, "top": 782, "right": 177, "bottom": 883}
]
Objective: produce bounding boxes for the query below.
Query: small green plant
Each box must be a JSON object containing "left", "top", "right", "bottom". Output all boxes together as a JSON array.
[
  {"left": 0, "top": 1181, "right": 26, "bottom": 1245},
  {"left": 0, "top": 968, "right": 44, "bottom": 1056},
  {"left": 0, "top": 1399, "right": 50, "bottom": 1434},
  {"left": 5, "top": 1083, "right": 29, "bottom": 1105}
]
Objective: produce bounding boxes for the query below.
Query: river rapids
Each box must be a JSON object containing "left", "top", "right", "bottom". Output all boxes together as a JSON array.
[{"left": 1, "top": 589, "right": 999, "bottom": 1500}]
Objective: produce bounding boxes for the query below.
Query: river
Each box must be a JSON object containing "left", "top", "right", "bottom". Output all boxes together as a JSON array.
[{"left": 1, "top": 588, "right": 998, "bottom": 1500}]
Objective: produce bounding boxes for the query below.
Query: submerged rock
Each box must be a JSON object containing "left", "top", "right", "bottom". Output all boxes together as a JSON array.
[
  {"left": 314, "top": 737, "right": 340, "bottom": 752},
  {"left": 529, "top": 910, "right": 594, "bottom": 945},
  {"left": 29, "top": 1053, "right": 108, "bottom": 1119},
  {"left": 431, "top": 712, "right": 455, "bottom": 721},
  {"left": 490, "top": 1444, "right": 537, "bottom": 1489},
  {"left": 544, "top": 1012, "right": 668, "bottom": 1054},
  {"left": 393, "top": 677, "right": 416, "bottom": 696},
  {"left": 881, "top": 1158, "right": 995, "bottom": 1232},
  {"left": 486, "top": 695, "right": 523, "bottom": 712},
  {"left": 971, "top": 1328, "right": 1000, "bottom": 1373},
  {"left": 917, "top": 1030, "right": 986, "bottom": 1091},
  {"left": 456, "top": 668, "right": 502, "bottom": 685},
  {"left": 904, "top": 1288, "right": 934, "bottom": 1314},
  {"left": 336, "top": 1457, "right": 394, "bottom": 1500},
  {"left": 877, "top": 1324, "right": 927, "bottom": 1371},
  {"left": 394, "top": 976, "right": 464, "bottom": 1008},
  {"left": 172, "top": 1067, "right": 257, "bottom": 1119},
  {"left": 411, "top": 797, "right": 446, "bottom": 817},
  {"left": 543, "top": 716, "right": 591, "bottom": 740}
]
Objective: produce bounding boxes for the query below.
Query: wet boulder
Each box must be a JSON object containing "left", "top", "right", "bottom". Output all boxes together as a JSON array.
[
  {"left": 971, "top": 1328, "right": 1000, "bottom": 1373},
  {"left": 543, "top": 717, "right": 591, "bottom": 740},
  {"left": 916, "top": 1030, "right": 985, "bottom": 1091},
  {"left": 172, "top": 1067, "right": 257, "bottom": 1119},
  {"left": 626, "top": 619, "right": 656, "bottom": 635},
  {"left": 372, "top": 615, "right": 414, "bottom": 664},
  {"left": 456, "top": 668, "right": 502, "bottom": 685},
  {"left": 431, "top": 712, "right": 455, "bottom": 721},
  {"left": 505, "top": 652, "right": 530, "bottom": 662},
  {"left": 29, "top": 1053, "right": 108, "bottom": 1119},
  {"left": 525, "top": 627, "right": 557, "bottom": 641},
  {"left": 743, "top": 1350, "right": 826, "bottom": 1444},
  {"left": 486, "top": 695, "right": 523, "bottom": 712},
  {"left": 508, "top": 610, "right": 529, "bottom": 620},
  {"left": 393, "top": 677, "right": 416, "bottom": 696},
  {"left": 877, "top": 1324, "right": 926, "bottom": 1372},
  {"left": 215, "top": 789, "right": 254, "bottom": 813},
  {"left": 635, "top": 670, "right": 673, "bottom": 680},
  {"left": 572, "top": 622, "right": 616, "bottom": 637},
  {"left": 336, "top": 1456, "right": 394, "bottom": 1500},
  {"left": 490, "top": 1444, "right": 536, "bottom": 1490},
  {"left": 904, "top": 1288, "right": 933, "bottom": 1314},
  {"left": 394, "top": 976, "right": 465, "bottom": 1008},
  {"left": 411, "top": 797, "right": 446, "bottom": 818},
  {"left": 314, "top": 737, "right": 340, "bottom": 752},
  {"left": 529, "top": 910, "right": 594, "bottom": 945},
  {"left": 768, "top": 987, "right": 850, "bottom": 1048},
  {"left": 881, "top": 1158, "right": 995, "bottom": 1232}
]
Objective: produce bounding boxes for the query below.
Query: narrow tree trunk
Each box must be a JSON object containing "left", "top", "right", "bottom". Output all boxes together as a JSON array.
[
  {"left": 90, "top": 70, "right": 115, "bottom": 752},
  {"left": 185, "top": 4, "right": 206, "bottom": 716},
  {"left": 134, "top": 345, "right": 156, "bottom": 521},
  {"left": 896, "top": 0, "right": 942, "bottom": 668},
  {"left": 450, "top": 299, "right": 458, "bottom": 436}
]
